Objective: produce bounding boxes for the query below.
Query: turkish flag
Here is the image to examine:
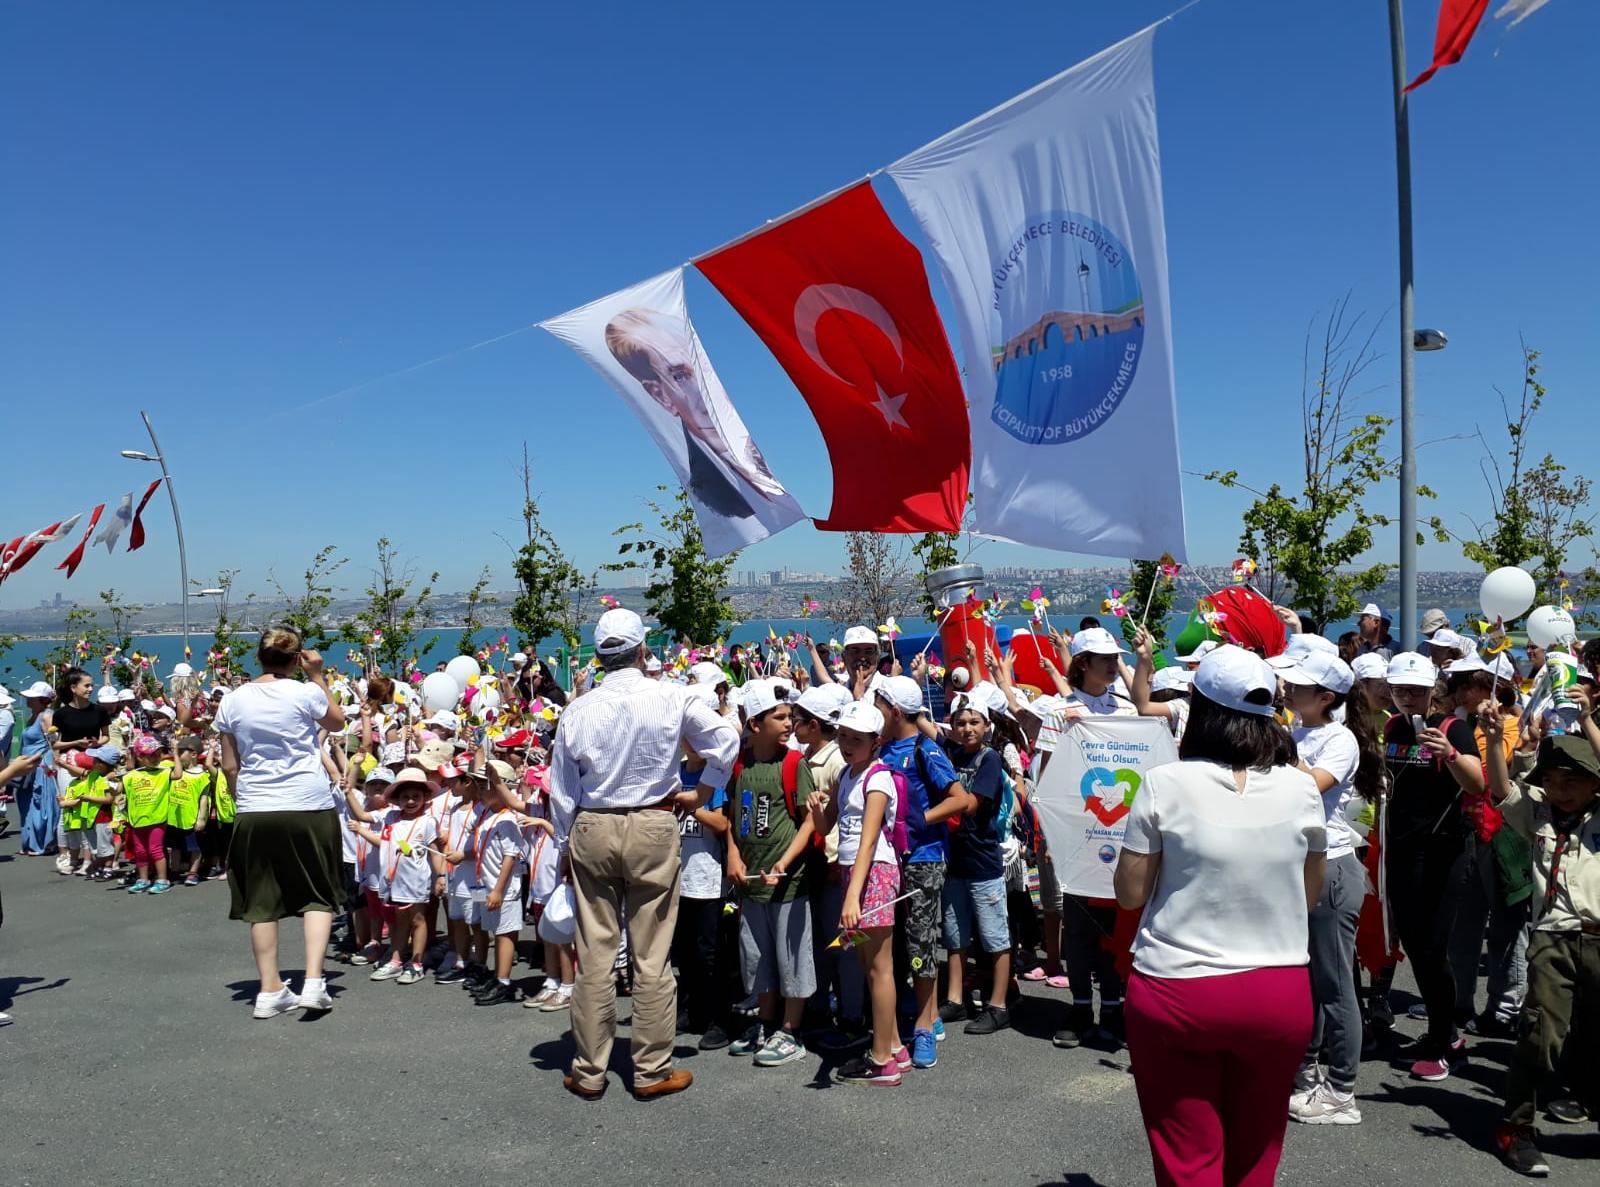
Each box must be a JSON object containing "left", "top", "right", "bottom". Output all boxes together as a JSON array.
[
  {"left": 1406, "top": 0, "right": 1490, "bottom": 91},
  {"left": 56, "top": 503, "right": 105, "bottom": 578},
  {"left": 127, "top": 479, "right": 162, "bottom": 552},
  {"left": 0, "top": 514, "right": 81, "bottom": 583},
  {"left": 698, "top": 182, "right": 969, "bottom": 532}
]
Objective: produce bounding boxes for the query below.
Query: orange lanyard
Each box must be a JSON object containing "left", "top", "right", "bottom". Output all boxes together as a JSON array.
[
  {"left": 474, "top": 810, "right": 511, "bottom": 883},
  {"left": 385, "top": 814, "right": 424, "bottom": 881},
  {"left": 448, "top": 804, "right": 482, "bottom": 859}
]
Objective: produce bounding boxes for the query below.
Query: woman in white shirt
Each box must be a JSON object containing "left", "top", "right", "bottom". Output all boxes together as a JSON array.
[
  {"left": 1283, "top": 650, "right": 1384, "bottom": 1126},
  {"left": 214, "top": 627, "right": 345, "bottom": 1020},
  {"left": 1115, "top": 645, "right": 1326, "bottom": 1187}
]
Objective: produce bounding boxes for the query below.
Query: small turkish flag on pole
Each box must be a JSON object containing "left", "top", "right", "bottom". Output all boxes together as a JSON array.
[
  {"left": 698, "top": 182, "right": 970, "bottom": 532},
  {"left": 1406, "top": 0, "right": 1490, "bottom": 91},
  {"left": 127, "top": 478, "right": 163, "bottom": 552},
  {"left": 57, "top": 503, "right": 106, "bottom": 578}
]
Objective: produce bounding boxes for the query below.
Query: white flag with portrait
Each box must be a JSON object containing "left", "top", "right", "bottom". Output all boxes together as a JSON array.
[
  {"left": 888, "top": 25, "right": 1187, "bottom": 560},
  {"left": 540, "top": 269, "right": 806, "bottom": 557}
]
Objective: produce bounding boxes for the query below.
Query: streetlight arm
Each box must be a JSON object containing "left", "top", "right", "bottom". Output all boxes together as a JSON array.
[{"left": 136, "top": 411, "right": 192, "bottom": 657}]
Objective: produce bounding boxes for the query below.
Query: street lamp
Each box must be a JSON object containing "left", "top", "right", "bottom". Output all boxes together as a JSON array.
[
  {"left": 193, "top": 588, "right": 226, "bottom": 598},
  {"left": 1414, "top": 328, "right": 1448, "bottom": 352},
  {"left": 120, "top": 412, "right": 193, "bottom": 658}
]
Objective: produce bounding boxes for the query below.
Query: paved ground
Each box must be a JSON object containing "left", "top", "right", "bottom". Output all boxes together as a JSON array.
[{"left": 1, "top": 835, "right": 1594, "bottom": 1186}]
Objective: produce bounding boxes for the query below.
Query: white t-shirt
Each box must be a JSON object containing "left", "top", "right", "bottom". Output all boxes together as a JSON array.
[
  {"left": 474, "top": 810, "right": 527, "bottom": 889},
  {"left": 212, "top": 680, "right": 334, "bottom": 813},
  {"left": 336, "top": 792, "right": 360, "bottom": 864},
  {"left": 1068, "top": 686, "right": 1137, "bottom": 717},
  {"left": 442, "top": 802, "right": 485, "bottom": 899},
  {"left": 678, "top": 806, "right": 727, "bottom": 901},
  {"left": 1122, "top": 760, "right": 1326, "bottom": 979},
  {"left": 376, "top": 808, "right": 440, "bottom": 905},
  {"left": 836, "top": 763, "right": 898, "bottom": 867},
  {"left": 1292, "top": 722, "right": 1361, "bottom": 860}
]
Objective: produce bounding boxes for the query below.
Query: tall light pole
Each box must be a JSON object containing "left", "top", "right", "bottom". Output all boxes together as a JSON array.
[
  {"left": 1388, "top": 0, "right": 1420, "bottom": 652},
  {"left": 120, "top": 410, "right": 192, "bottom": 658}
]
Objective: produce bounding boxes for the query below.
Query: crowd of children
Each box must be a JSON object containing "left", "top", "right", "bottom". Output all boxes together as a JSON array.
[{"left": 4, "top": 601, "right": 1598, "bottom": 1179}]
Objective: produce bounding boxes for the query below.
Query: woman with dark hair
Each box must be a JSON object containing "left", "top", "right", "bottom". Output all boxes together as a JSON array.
[
  {"left": 1281, "top": 651, "right": 1383, "bottom": 1126},
  {"left": 16, "top": 682, "right": 60, "bottom": 857},
  {"left": 213, "top": 627, "right": 346, "bottom": 1020},
  {"left": 1115, "top": 645, "right": 1326, "bottom": 1187}
]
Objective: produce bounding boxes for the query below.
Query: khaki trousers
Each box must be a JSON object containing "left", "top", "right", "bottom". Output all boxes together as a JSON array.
[{"left": 568, "top": 808, "right": 681, "bottom": 1090}]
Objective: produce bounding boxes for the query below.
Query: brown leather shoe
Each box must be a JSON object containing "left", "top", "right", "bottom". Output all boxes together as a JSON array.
[
  {"left": 563, "top": 1074, "right": 606, "bottom": 1101},
  {"left": 633, "top": 1068, "right": 693, "bottom": 1100}
]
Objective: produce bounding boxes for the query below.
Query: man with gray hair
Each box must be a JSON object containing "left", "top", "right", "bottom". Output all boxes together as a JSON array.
[{"left": 549, "top": 608, "right": 740, "bottom": 1100}]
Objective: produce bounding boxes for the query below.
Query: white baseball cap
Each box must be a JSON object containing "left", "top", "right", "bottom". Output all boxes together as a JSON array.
[
  {"left": 1443, "top": 653, "right": 1489, "bottom": 675},
  {"left": 796, "top": 685, "right": 843, "bottom": 724},
  {"left": 1351, "top": 654, "right": 1389, "bottom": 681},
  {"left": 96, "top": 685, "right": 120, "bottom": 704},
  {"left": 1428, "top": 628, "right": 1465, "bottom": 654},
  {"left": 1386, "top": 652, "right": 1438, "bottom": 688},
  {"left": 949, "top": 688, "right": 991, "bottom": 721},
  {"left": 1281, "top": 652, "right": 1355, "bottom": 695},
  {"left": 118, "top": 688, "right": 137, "bottom": 702},
  {"left": 688, "top": 661, "right": 726, "bottom": 686},
  {"left": 169, "top": 662, "right": 193, "bottom": 679},
  {"left": 685, "top": 682, "right": 720, "bottom": 708},
  {"left": 644, "top": 655, "right": 662, "bottom": 673},
  {"left": 741, "top": 678, "right": 783, "bottom": 719},
  {"left": 1192, "top": 645, "right": 1278, "bottom": 717},
  {"left": 1151, "top": 667, "right": 1193, "bottom": 695},
  {"left": 594, "top": 608, "right": 647, "bottom": 656},
  {"left": 875, "top": 674, "right": 926, "bottom": 715},
  {"left": 1069, "top": 628, "right": 1127, "bottom": 657},
  {"left": 836, "top": 700, "right": 885, "bottom": 737},
  {"left": 1174, "top": 638, "right": 1219, "bottom": 665},
  {"left": 0, "top": 686, "right": 12, "bottom": 706},
  {"left": 1359, "top": 603, "right": 1393, "bottom": 624},
  {"left": 842, "top": 626, "right": 879, "bottom": 648},
  {"left": 425, "top": 710, "right": 460, "bottom": 730},
  {"left": 510, "top": 651, "right": 528, "bottom": 667},
  {"left": 20, "top": 681, "right": 54, "bottom": 700},
  {"left": 1267, "top": 632, "right": 1338, "bottom": 669}
]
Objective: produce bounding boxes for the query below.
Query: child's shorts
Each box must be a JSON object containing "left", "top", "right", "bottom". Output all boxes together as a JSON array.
[
  {"left": 481, "top": 879, "right": 522, "bottom": 936},
  {"left": 91, "top": 823, "right": 115, "bottom": 858},
  {"left": 853, "top": 860, "right": 901, "bottom": 930},
  {"left": 738, "top": 897, "right": 816, "bottom": 999},
  {"left": 169, "top": 829, "right": 200, "bottom": 854},
  {"left": 446, "top": 893, "right": 479, "bottom": 925},
  {"left": 341, "top": 861, "right": 362, "bottom": 912},
  {"left": 942, "top": 875, "right": 1012, "bottom": 955},
  {"left": 900, "top": 861, "right": 946, "bottom": 977},
  {"left": 70, "top": 827, "right": 99, "bottom": 854}
]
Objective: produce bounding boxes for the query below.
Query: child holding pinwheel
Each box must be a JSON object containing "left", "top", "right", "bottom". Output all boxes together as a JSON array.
[
  {"left": 807, "top": 699, "right": 908, "bottom": 1086},
  {"left": 346, "top": 768, "right": 443, "bottom": 985}
]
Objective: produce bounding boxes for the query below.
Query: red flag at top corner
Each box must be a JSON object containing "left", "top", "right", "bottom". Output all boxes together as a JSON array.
[
  {"left": 697, "top": 182, "right": 970, "bottom": 533},
  {"left": 1406, "top": 0, "right": 1490, "bottom": 91},
  {"left": 127, "top": 479, "right": 163, "bottom": 552}
]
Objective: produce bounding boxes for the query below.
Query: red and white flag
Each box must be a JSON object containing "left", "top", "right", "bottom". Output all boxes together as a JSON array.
[
  {"left": 698, "top": 182, "right": 969, "bottom": 532},
  {"left": 0, "top": 514, "right": 83, "bottom": 582},
  {"left": 56, "top": 503, "right": 106, "bottom": 578},
  {"left": 126, "top": 479, "right": 163, "bottom": 552},
  {"left": 1406, "top": 0, "right": 1491, "bottom": 90}
]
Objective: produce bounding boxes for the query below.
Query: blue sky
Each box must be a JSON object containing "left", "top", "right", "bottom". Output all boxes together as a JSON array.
[{"left": 3, "top": 1, "right": 1596, "bottom": 608}]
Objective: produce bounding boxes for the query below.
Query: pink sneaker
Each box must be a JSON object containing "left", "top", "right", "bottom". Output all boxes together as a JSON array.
[
  {"left": 892, "top": 1043, "right": 912, "bottom": 1072},
  {"left": 1410, "top": 1038, "right": 1465, "bottom": 1082}
]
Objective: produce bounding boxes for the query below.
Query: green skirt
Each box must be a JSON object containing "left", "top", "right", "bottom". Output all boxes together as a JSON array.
[{"left": 227, "top": 808, "right": 343, "bottom": 923}]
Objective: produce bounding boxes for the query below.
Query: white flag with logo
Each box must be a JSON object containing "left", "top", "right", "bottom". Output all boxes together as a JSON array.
[
  {"left": 540, "top": 268, "right": 805, "bottom": 557},
  {"left": 888, "top": 26, "right": 1186, "bottom": 560}
]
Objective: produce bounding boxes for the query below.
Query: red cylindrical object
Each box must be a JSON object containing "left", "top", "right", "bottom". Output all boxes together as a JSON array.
[
  {"left": 939, "top": 604, "right": 999, "bottom": 692},
  {"left": 1006, "top": 629, "right": 1056, "bottom": 692}
]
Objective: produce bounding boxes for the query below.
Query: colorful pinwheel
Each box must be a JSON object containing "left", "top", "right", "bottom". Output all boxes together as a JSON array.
[
  {"left": 599, "top": 595, "right": 619, "bottom": 609},
  {"left": 878, "top": 616, "right": 900, "bottom": 640},
  {"left": 1101, "top": 588, "right": 1129, "bottom": 618},
  {"left": 1231, "top": 558, "right": 1257, "bottom": 584}
]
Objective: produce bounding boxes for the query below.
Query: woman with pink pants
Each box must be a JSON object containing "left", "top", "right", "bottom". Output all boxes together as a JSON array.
[{"left": 1115, "top": 645, "right": 1328, "bottom": 1187}]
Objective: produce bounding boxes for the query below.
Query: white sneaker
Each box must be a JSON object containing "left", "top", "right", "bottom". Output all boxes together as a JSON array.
[
  {"left": 539, "top": 987, "right": 573, "bottom": 1013},
  {"left": 252, "top": 987, "right": 302, "bottom": 1019},
  {"left": 1289, "top": 1066, "right": 1323, "bottom": 1116},
  {"left": 369, "top": 959, "right": 404, "bottom": 981},
  {"left": 296, "top": 981, "right": 334, "bottom": 1011},
  {"left": 1292, "top": 1083, "right": 1362, "bottom": 1125},
  {"left": 55, "top": 854, "right": 73, "bottom": 875},
  {"left": 526, "top": 982, "right": 559, "bottom": 1008},
  {"left": 0, "top": 1010, "right": 13, "bottom": 1027}
]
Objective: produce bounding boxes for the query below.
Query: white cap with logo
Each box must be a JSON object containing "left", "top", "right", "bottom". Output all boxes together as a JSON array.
[
  {"left": 842, "top": 626, "right": 879, "bottom": 648},
  {"left": 836, "top": 700, "right": 885, "bottom": 736},
  {"left": 1282, "top": 652, "right": 1355, "bottom": 695},
  {"left": 1069, "top": 628, "right": 1127, "bottom": 657},
  {"left": 1192, "top": 645, "right": 1279, "bottom": 717},
  {"left": 1386, "top": 652, "right": 1438, "bottom": 688},
  {"left": 875, "top": 674, "right": 926, "bottom": 715}
]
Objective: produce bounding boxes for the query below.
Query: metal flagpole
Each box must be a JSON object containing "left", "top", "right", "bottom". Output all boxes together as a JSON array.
[
  {"left": 138, "top": 412, "right": 192, "bottom": 658},
  {"left": 1388, "top": 0, "right": 1419, "bottom": 653}
]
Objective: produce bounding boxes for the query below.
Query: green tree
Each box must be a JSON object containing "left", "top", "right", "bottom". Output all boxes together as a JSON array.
[
  {"left": 343, "top": 538, "right": 440, "bottom": 672},
  {"left": 508, "top": 445, "right": 591, "bottom": 650},
  {"left": 270, "top": 545, "right": 346, "bottom": 650},
  {"left": 457, "top": 566, "right": 497, "bottom": 656},
  {"left": 1203, "top": 297, "right": 1403, "bottom": 626},
  {"left": 1429, "top": 343, "right": 1594, "bottom": 592},
  {"left": 1122, "top": 559, "right": 1177, "bottom": 653},
  {"left": 606, "top": 487, "right": 737, "bottom": 645},
  {"left": 42, "top": 604, "right": 111, "bottom": 677}
]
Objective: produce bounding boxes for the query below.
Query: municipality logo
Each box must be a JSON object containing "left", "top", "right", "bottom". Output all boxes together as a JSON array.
[{"left": 989, "top": 211, "right": 1144, "bottom": 446}]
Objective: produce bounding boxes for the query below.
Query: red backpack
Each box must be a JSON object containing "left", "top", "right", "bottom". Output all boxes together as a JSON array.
[{"left": 730, "top": 749, "right": 806, "bottom": 820}]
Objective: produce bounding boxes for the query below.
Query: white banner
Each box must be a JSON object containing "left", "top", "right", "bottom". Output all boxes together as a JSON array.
[
  {"left": 1031, "top": 714, "right": 1178, "bottom": 899},
  {"left": 888, "top": 26, "right": 1187, "bottom": 560},
  {"left": 540, "top": 268, "right": 805, "bottom": 557}
]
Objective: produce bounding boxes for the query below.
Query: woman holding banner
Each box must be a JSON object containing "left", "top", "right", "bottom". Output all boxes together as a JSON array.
[{"left": 1114, "top": 645, "right": 1327, "bottom": 1187}]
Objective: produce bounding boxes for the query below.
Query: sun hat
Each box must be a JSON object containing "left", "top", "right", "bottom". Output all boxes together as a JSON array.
[
  {"left": 413, "top": 739, "right": 455, "bottom": 772},
  {"left": 390, "top": 768, "right": 429, "bottom": 789},
  {"left": 1192, "top": 645, "right": 1279, "bottom": 717},
  {"left": 486, "top": 759, "right": 517, "bottom": 783},
  {"left": 1351, "top": 653, "right": 1390, "bottom": 681},
  {"left": 20, "top": 681, "right": 54, "bottom": 700},
  {"left": 875, "top": 674, "right": 926, "bottom": 716},
  {"left": 1386, "top": 652, "right": 1438, "bottom": 688},
  {"left": 1151, "top": 667, "right": 1193, "bottom": 695},
  {"left": 836, "top": 700, "right": 885, "bottom": 736},
  {"left": 1281, "top": 652, "right": 1355, "bottom": 695},
  {"left": 1419, "top": 608, "right": 1452, "bottom": 637},
  {"left": 594, "top": 608, "right": 647, "bottom": 656},
  {"left": 1069, "top": 627, "right": 1128, "bottom": 657},
  {"left": 842, "top": 626, "right": 879, "bottom": 648}
]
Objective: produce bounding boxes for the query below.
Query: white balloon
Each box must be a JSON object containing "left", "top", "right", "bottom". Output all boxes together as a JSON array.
[
  {"left": 421, "top": 672, "right": 461, "bottom": 713},
  {"left": 475, "top": 686, "right": 502, "bottom": 713},
  {"left": 1526, "top": 604, "right": 1577, "bottom": 650},
  {"left": 1480, "top": 566, "right": 1537, "bottom": 624},
  {"left": 444, "top": 655, "right": 481, "bottom": 692}
]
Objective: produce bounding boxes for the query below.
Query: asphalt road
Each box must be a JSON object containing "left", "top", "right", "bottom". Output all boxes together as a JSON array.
[{"left": 1, "top": 836, "right": 1593, "bottom": 1186}]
